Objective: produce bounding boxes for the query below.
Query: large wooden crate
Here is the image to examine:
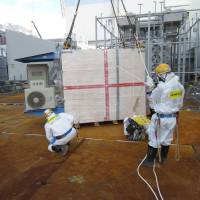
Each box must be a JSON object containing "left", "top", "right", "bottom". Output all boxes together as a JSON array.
[{"left": 62, "top": 49, "right": 146, "bottom": 123}]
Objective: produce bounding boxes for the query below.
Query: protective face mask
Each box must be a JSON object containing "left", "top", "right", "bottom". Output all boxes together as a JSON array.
[{"left": 157, "top": 74, "right": 167, "bottom": 82}]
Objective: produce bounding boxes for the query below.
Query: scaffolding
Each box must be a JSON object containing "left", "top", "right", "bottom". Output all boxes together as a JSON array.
[
  {"left": 95, "top": 8, "right": 200, "bottom": 110},
  {"left": 95, "top": 9, "right": 200, "bottom": 80}
]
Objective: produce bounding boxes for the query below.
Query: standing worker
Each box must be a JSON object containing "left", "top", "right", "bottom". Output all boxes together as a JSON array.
[
  {"left": 142, "top": 63, "right": 185, "bottom": 167},
  {"left": 44, "top": 109, "right": 77, "bottom": 156}
]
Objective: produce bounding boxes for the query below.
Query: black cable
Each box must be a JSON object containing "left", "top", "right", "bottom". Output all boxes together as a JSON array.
[
  {"left": 120, "top": 0, "right": 138, "bottom": 47},
  {"left": 110, "top": 0, "right": 125, "bottom": 47}
]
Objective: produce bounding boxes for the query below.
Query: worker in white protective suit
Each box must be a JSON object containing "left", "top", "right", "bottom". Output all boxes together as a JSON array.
[
  {"left": 44, "top": 109, "right": 77, "bottom": 156},
  {"left": 142, "top": 63, "right": 185, "bottom": 167}
]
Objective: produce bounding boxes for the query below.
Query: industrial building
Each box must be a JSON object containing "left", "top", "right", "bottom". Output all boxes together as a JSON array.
[{"left": 0, "top": 30, "right": 7, "bottom": 81}]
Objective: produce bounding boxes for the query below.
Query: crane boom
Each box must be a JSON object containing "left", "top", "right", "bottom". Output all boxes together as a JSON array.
[
  {"left": 63, "top": 0, "right": 81, "bottom": 49},
  {"left": 31, "top": 20, "right": 42, "bottom": 39}
]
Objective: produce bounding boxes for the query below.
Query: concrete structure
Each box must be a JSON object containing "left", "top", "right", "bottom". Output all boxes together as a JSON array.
[{"left": 6, "top": 30, "right": 56, "bottom": 81}]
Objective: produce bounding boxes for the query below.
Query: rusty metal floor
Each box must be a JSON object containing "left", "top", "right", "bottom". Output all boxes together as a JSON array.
[{"left": 0, "top": 96, "right": 200, "bottom": 199}]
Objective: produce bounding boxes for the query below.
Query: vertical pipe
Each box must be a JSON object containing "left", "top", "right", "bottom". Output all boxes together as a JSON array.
[
  {"left": 178, "top": 28, "right": 182, "bottom": 81},
  {"left": 136, "top": 18, "right": 140, "bottom": 38},
  {"left": 147, "top": 11, "right": 151, "bottom": 73},
  {"left": 117, "top": 0, "right": 119, "bottom": 16},
  {"left": 95, "top": 16, "right": 98, "bottom": 49},
  {"left": 182, "top": 24, "right": 186, "bottom": 85},
  {"left": 195, "top": 17, "right": 199, "bottom": 82},
  {"left": 160, "top": 2, "right": 163, "bottom": 13},
  {"left": 117, "top": 0, "right": 119, "bottom": 39},
  {"left": 110, "top": 20, "right": 113, "bottom": 48},
  {"left": 104, "top": 24, "right": 107, "bottom": 49},
  {"left": 138, "top": 4, "right": 142, "bottom": 15},
  {"left": 115, "top": 37, "right": 120, "bottom": 120},
  {"left": 153, "top": 1, "right": 157, "bottom": 13},
  {"left": 160, "top": 15, "right": 164, "bottom": 64},
  {"left": 188, "top": 21, "right": 191, "bottom": 81}
]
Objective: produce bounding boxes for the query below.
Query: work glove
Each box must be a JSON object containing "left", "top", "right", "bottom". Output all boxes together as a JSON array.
[{"left": 145, "top": 75, "right": 155, "bottom": 93}]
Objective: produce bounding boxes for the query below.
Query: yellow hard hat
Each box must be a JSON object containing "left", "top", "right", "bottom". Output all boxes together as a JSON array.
[{"left": 155, "top": 63, "right": 171, "bottom": 75}]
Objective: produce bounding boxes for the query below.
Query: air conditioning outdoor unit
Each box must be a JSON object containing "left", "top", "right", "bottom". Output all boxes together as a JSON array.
[{"left": 25, "top": 87, "right": 56, "bottom": 111}]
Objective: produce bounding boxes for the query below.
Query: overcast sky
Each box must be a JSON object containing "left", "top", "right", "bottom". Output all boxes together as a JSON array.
[{"left": 0, "top": 0, "right": 198, "bottom": 40}]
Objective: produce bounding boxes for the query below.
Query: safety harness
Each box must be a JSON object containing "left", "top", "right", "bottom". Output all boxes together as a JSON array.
[{"left": 48, "top": 115, "right": 73, "bottom": 145}]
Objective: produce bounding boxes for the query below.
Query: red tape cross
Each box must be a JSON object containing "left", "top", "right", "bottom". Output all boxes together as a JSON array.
[{"left": 64, "top": 49, "right": 144, "bottom": 121}]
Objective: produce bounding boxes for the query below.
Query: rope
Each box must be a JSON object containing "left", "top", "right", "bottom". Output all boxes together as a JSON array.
[
  {"left": 153, "top": 161, "right": 164, "bottom": 200},
  {"left": 175, "top": 114, "right": 180, "bottom": 161},
  {"left": 137, "top": 155, "right": 164, "bottom": 200},
  {"left": 156, "top": 118, "right": 162, "bottom": 163},
  {"left": 134, "top": 33, "right": 150, "bottom": 76},
  {"left": 137, "top": 155, "right": 160, "bottom": 200}
]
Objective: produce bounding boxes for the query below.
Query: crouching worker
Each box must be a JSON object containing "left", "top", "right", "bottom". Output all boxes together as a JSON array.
[
  {"left": 123, "top": 115, "right": 150, "bottom": 141},
  {"left": 142, "top": 63, "right": 184, "bottom": 167},
  {"left": 44, "top": 109, "right": 77, "bottom": 156}
]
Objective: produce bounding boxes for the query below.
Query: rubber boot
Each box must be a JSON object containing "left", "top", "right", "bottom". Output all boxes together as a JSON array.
[
  {"left": 160, "top": 145, "right": 169, "bottom": 164},
  {"left": 52, "top": 145, "right": 62, "bottom": 153},
  {"left": 141, "top": 145, "right": 157, "bottom": 167},
  {"left": 60, "top": 144, "right": 69, "bottom": 156},
  {"left": 52, "top": 145, "right": 69, "bottom": 156}
]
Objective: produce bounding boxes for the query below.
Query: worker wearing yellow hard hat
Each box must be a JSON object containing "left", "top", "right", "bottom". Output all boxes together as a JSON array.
[
  {"left": 155, "top": 63, "right": 171, "bottom": 75},
  {"left": 142, "top": 63, "right": 185, "bottom": 167}
]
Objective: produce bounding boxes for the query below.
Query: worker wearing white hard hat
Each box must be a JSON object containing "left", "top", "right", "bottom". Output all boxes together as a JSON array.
[
  {"left": 142, "top": 63, "right": 185, "bottom": 167},
  {"left": 44, "top": 109, "right": 77, "bottom": 156}
]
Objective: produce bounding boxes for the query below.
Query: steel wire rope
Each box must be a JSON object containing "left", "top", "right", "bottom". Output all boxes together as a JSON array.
[{"left": 117, "top": 2, "right": 164, "bottom": 199}]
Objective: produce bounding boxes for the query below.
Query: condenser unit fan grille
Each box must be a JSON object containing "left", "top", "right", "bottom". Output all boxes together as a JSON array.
[{"left": 27, "top": 91, "right": 46, "bottom": 108}]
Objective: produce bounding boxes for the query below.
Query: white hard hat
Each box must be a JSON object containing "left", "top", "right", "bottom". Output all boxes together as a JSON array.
[{"left": 44, "top": 109, "right": 53, "bottom": 118}]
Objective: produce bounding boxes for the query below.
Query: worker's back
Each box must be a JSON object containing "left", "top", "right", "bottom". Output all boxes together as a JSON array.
[{"left": 47, "top": 113, "right": 74, "bottom": 137}]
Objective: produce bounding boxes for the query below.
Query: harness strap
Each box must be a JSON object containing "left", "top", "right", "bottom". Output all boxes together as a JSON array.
[
  {"left": 157, "top": 113, "right": 176, "bottom": 118},
  {"left": 50, "top": 128, "right": 73, "bottom": 144},
  {"left": 55, "top": 128, "right": 73, "bottom": 140}
]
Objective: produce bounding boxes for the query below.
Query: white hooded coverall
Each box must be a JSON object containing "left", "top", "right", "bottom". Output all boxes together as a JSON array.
[
  {"left": 44, "top": 113, "right": 77, "bottom": 152},
  {"left": 147, "top": 72, "right": 184, "bottom": 148}
]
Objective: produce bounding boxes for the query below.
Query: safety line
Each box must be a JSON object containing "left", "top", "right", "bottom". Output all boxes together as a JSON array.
[
  {"left": 81, "top": 137, "right": 139, "bottom": 143},
  {"left": 137, "top": 155, "right": 163, "bottom": 200},
  {"left": 153, "top": 162, "right": 164, "bottom": 200}
]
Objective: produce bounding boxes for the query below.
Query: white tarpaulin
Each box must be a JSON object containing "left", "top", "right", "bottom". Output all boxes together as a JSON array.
[{"left": 62, "top": 49, "right": 146, "bottom": 123}]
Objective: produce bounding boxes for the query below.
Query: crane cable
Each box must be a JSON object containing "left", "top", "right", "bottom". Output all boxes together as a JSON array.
[
  {"left": 134, "top": 33, "right": 150, "bottom": 76},
  {"left": 120, "top": 0, "right": 136, "bottom": 43},
  {"left": 110, "top": 0, "right": 126, "bottom": 48},
  {"left": 119, "top": 0, "right": 149, "bottom": 76}
]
